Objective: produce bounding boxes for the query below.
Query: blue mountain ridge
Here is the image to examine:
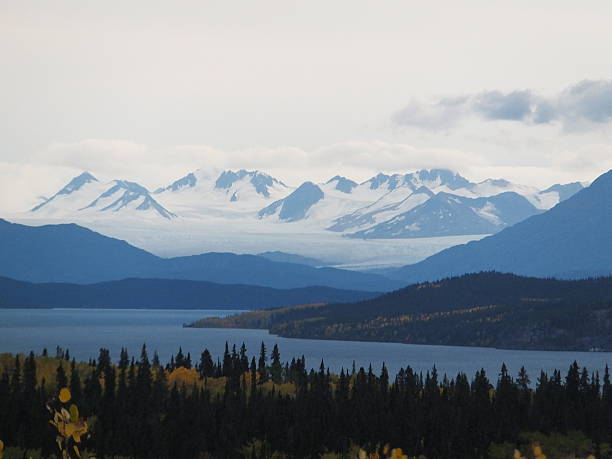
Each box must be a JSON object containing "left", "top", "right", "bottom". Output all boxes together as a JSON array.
[
  {"left": 0, "top": 219, "right": 402, "bottom": 291},
  {"left": 0, "top": 276, "right": 379, "bottom": 309}
]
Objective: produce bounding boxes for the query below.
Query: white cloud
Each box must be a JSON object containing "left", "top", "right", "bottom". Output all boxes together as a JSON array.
[{"left": 0, "top": 162, "right": 80, "bottom": 213}]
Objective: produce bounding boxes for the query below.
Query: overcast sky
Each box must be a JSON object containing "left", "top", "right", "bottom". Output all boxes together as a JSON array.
[{"left": 2, "top": 1, "right": 612, "bottom": 212}]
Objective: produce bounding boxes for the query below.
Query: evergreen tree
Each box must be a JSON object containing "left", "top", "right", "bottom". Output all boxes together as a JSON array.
[
  {"left": 176, "top": 347, "right": 185, "bottom": 368},
  {"left": 239, "top": 343, "right": 249, "bottom": 373},
  {"left": 270, "top": 344, "right": 282, "bottom": 384},
  {"left": 152, "top": 351, "right": 161, "bottom": 368},
  {"left": 258, "top": 341, "right": 268, "bottom": 383},
  {"left": 199, "top": 349, "right": 215, "bottom": 378},
  {"left": 55, "top": 360, "right": 68, "bottom": 390},
  {"left": 69, "top": 359, "right": 82, "bottom": 405},
  {"left": 222, "top": 342, "right": 232, "bottom": 377}
]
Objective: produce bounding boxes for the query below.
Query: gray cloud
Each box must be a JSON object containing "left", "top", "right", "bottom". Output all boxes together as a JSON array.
[
  {"left": 558, "top": 80, "right": 612, "bottom": 127},
  {"left": 391, "top": 98, "right": 467, "bottom": 131},
  {"left": 393, "top": 80, "right": 612, "bottom": 131},
  {"left": 473, "top": 90, "right": 534, "bottom": 121}
]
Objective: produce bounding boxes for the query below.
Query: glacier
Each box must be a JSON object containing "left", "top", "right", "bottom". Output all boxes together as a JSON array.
[{"left": 13, "top": 167, "right": 585, "bottom": 270}]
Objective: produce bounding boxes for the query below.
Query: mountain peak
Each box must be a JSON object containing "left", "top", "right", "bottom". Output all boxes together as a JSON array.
[
  {"left": 408, "top": 168, "right": 472, "bottom": 190},
  {"left": 58, "top": 171, "right": 98, "bottom": 195},
  {"left": 215, "top": 169, "right": 285, "bottom": 198},
  {"left": 586, "top": 169, "right": 612, "bottom": 190},
  {"left": 81, "top": 180, "right": 175, "bottom": 219},
  {"left": 259, "top": 181, "right": 324, "bottom": 222},
  {"left": 326, "top": 175, "right": 358, "bottom": 193},
  {"left": 362, "top": 173, "right": 392, "bottom": 190},
  {"left": 480, "top": 178, "right": 511, "bottom": 187},
  {"left": 31, "top": 171, "right": 98, "bottom": 211},
  {"left": 163, "top": 172, "right": 198, "bottom": 192}
]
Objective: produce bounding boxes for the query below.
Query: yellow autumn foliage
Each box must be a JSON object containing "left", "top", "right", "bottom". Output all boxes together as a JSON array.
[
  {"left": 358, "top": 446, "right": 423, "bottom": 459},
  {"left": 532, "top": 443, "right": 546, "bottom": 459},
  {"left": 59, "top": 387, "right": 71, "bottom": 403},
  {"left": 240, "top": 371, "right": 256, "bottom": 386},
  {"left": 0, "top": 353, "right": 94, "bottom": 392},
  {"left": 49, "top": 388, "right": 91, "bottom": 459},
  {"left": 168, "top": 366, "right": 200, "bottom": 387},
  {"left": 514, "top": 449, "right": 526, "bottom": 459}
]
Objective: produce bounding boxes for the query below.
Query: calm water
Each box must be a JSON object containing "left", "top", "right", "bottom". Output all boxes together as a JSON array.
[{"left": 1, "top": 308, "right": 611, "bottom": 381}]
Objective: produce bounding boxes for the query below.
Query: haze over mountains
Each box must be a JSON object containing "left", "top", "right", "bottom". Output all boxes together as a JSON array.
[
  {"left": 0, "top": 219, "right": 401, "bottom": 291},
  {"left": 27, "top": 168, "right": 584, "bottom": 240}
]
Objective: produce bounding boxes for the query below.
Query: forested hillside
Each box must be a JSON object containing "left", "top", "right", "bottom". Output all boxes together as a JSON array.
[
  {"left": 0, "top": 277, "right": 378, "bottom": 310},
  {"left": 190, "top": 272, "right": 612, "bottom": 351}
]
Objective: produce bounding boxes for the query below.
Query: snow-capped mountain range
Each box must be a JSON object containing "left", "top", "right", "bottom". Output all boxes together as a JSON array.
[{"left": 28, "top": 168, "right": 585, "bottom": 239}]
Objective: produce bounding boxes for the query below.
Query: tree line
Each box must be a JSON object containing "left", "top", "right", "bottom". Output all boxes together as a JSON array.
[{"left": 0, "top": 343, "right": 611, "bottom": 458}]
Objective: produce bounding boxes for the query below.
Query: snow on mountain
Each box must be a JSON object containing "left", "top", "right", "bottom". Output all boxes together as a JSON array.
[
  {"left": 539, "top": 182, "right": 586, "bottom": 207},
  {"left": 31, "top": 172, "right": 100, "bottom": 213},
  {"left": 154, "top": 171, "right": 199, "bottom": 193},
  {"left": 82, "top": 180, "right": 175, "bottom": 219},
  {"left": 328, "top": 186, "right": 434, "bottom": 232},
  {"left": 215, "top": 169, "right": 286, "bottom": 198},
  {"left": 154, "top": 169, "right": 288, "bottom": 218},
  {"left": 348, "top": 191, "right": 540, "bottom": 239},
  {"left": 25, "top": 168, "right": 585, "bottom": 242},
  {"left": 358, "top": 169, "right": 471, "bottom": 194},
  {"left": 404, "top": 169, "right": 473, "bottom": 191},
  {"left": 258, "top": 182, "right": 324, "bottom": 222},
  {"left": 325, "top": 176, "right": 358, "bottom": 194},
  {"left": 387, "top": 170, "right": 611, "bottom": 284},
  {"left": 31, "top": 173, "right": 175, "bottom": 220},
  {"left": 440, "top": 177, "right": 586, "bottom": 210}
]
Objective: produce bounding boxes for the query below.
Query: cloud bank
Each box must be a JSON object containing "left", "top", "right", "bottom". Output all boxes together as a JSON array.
[{"left": 393, "top": 80, "right": 612, "bottom": 131}]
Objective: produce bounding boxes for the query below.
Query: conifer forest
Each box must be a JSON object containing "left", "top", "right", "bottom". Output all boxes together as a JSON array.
[{"left": 1, "top": 344, "right": 611, "bottom": 458}]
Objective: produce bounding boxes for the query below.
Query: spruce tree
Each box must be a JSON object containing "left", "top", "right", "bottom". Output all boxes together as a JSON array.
[
  {"left": 69, "top": 359, "right": 82, "bottom": 404},
  {"left": 270, "top": 344, "right": 282, "bottom": 384},
  {"left": 258, "top": 342, "right": 268, "bottom": 383},
  {"left": 199, "top": 349, "right": 214, "bottom": 378},
  {"left": 55, "top": 360, "right": 68, "bottom": 390}
]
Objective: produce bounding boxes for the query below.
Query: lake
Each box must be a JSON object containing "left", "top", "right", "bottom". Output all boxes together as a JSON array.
[{"left": 1, "top": 308, "right": 611, "bottom": 381}]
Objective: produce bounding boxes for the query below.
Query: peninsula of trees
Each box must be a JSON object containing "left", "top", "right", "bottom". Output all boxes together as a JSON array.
[{"left": 189, "top": 272, "right": 612, "bottom": 351}]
